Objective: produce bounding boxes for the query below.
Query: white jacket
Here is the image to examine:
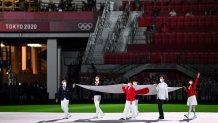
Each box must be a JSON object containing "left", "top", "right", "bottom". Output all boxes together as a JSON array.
[{"left": 156, "top": 82, "right": 169, "bottom": 100}]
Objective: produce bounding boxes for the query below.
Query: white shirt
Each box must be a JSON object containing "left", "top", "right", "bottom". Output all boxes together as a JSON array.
[
  {"left": 169, "top": 11, "right": 177, "bottom": 16},
  {"left": 156, "top": 82, "right": 169, "bottom": 100}
]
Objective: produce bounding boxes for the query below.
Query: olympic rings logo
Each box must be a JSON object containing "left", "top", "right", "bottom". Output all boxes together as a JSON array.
[{"left": 78, "top": 23, "right": 93, "bottom": 31}]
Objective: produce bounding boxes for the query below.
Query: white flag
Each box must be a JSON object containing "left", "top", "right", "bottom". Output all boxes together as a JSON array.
[{"left": 76, "top": 84, "right": 182, "bottom": 95}]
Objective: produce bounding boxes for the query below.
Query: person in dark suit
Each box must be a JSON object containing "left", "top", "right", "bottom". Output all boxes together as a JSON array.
[
  {"left": 92, "top": 75, "right": 104, "bottom": 119},
  {"left": 56, "top": 80, "right": 72, "bottom": 119}
]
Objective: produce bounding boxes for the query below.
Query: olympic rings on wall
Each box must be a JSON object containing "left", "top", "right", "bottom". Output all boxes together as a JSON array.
[{"left": 77, "top": 23, "right": 93, "bottom": 31}]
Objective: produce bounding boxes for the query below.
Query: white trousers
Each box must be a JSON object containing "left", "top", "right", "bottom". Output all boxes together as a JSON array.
[
  {"left": 135, "top": 99, "right": 139, "bottom": 113},
  {"left": 123, "top": 100, "right": 137, "bottom": 119},
  {"left": 127, "top": 99, "right": 139, "bottom": 117},
  {"left": 61, "top": 98, "right": 69, "bottom": 118},
  {"left": 94, "top": 95, "right": 103, "bottom": 117}
]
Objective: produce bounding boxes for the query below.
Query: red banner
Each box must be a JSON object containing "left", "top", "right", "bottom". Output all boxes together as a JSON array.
[{"left": 0, "top": 12, "right": 101, "bottom": 32}]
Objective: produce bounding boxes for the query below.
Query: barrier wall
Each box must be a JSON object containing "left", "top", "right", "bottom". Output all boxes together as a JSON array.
[{"left": 0, "top": 12, "right": 101, "bottom": 32}]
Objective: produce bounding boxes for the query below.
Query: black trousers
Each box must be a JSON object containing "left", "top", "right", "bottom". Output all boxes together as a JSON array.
[{"left": 158, "top": 99, "right": 165, "bottom": 118}]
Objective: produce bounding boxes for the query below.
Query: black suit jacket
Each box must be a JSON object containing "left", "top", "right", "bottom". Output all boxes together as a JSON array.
[
  {"left": 92, "top": 81, "right": 103, "bottom": 96},
  {"left": 58, "top": 85, "right": 72, "bottom": 101}
]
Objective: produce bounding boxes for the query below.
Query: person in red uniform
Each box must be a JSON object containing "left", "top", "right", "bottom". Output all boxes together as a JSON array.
[
  {"left": 120, "top": 81, "right": 137, "bottom": 120},
  {"left": 183, "top": 72, "right": 200, "bottom": 119}
]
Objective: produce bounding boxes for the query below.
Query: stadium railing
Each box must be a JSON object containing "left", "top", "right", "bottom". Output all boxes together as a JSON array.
[
  {"left": 104, "top": 0, "right": 130, "bottom": 53},
  {"left": 83, "top": 0, "right": 111, "bottom": 64}
]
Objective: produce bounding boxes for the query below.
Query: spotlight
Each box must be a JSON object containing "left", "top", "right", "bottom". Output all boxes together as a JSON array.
[
  {"left": 0, "top": 42, "right": 5, "bottom": 47},
  {"left": 27, "top": 44, "right": 42, "bottom": 47}
]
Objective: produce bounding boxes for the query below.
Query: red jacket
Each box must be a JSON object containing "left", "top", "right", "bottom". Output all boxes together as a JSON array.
[
  {"left": 184, "top": 76, "right": 199, "bottom": 97},
  {"left": 122, "top": 86, "right": 136, "bottom": 101}
]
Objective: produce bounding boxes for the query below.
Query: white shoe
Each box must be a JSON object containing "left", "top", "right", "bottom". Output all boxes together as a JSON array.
[
  {"left": 99, "top": 113, "right": 104, "bottom": 118},
  {"left": 64, "top": 114, "right": 71, "bottom": 119},
  {"left": 68, "top": 114, "right": 71, "bottom": 118},
  {"left": 136, "top": 111, "right": 139, "bottom": 117},
  {"left": 130, "top": 117, "right": 136, "bottom": 120},
  {"left": 92, "top": 115, "right": 98, "bottom": 119},
  {"left": 184, "top": 114, "right": 189, "bottom": 119},
  {"left": 193, "top": 115, "right": 197, "bottom": 119}
]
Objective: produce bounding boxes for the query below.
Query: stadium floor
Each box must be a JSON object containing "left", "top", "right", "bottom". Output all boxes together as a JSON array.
[
  {"left": 0, "top": 112, "right": 218, "bottom": 123},
  {"left": 0, "top": 104, "right": 218, "bottom": 112}
]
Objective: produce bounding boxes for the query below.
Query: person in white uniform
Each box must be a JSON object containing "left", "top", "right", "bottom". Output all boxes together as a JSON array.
[
  {"left": 154, "top": 75, "right": 169, "bottom": 119},
  {"left": 56, "top": 80, "right": 72, "bottom": 119},
  {"left": 92, "top": 75, "right": 104, "bottom": 119}
]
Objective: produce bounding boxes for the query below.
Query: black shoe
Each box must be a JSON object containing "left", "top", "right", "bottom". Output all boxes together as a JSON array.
[
  {"left": 159, "top": 117, "right": 164, "bottom": 119},
  {"left": 119, "top": 118, "right": 126, "bottom": 120}
]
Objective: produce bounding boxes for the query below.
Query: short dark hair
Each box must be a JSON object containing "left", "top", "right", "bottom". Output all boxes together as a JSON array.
[
  {"left": 128, "top": 81, "right": 133, "bottom": 84},
  {"left": 160, "top": 74, "right": 167, "bottom": 80},
  {"left": 133, "top": 81, "right": 138, "bottom": 83}
]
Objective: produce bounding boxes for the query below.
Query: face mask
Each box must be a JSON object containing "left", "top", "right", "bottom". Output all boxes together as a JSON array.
[
  {"left": 160, "top": 79, "right": 164, "bottom": 82},
  {"left": 189, "top": 81, "right": 193, "bottom": 85},
  {"left": 95, "top": 78, "right": 99, "bottom": 82},
  {"left": 63, "top": 82, "right": 66, "bottom": 87}
]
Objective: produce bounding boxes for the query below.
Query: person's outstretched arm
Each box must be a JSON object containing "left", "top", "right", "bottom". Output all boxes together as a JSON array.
[
  {"left": 183, "top": 86, "right": 187, "bottom": 93},
  {"left": 122, "top": 84, "right": 127, "bottom": 93},
  {"left": 193, "top": 72, "right": 200, "bottom": 90}
]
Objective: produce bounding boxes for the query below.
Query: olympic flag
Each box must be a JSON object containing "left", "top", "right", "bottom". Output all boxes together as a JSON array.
[{"left": 76, "top": 84, "right": 182, "bottom": 95}]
